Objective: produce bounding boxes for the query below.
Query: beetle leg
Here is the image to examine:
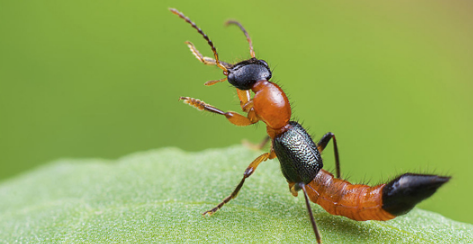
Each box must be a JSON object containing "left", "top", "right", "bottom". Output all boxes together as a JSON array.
[
  {"left": 203, "top": 150, "right": 277, "bottom": 216},
  {"left": 180, "top": 97, "right": 259, "bottom": 126},
  {"left": 317, "top": 132, "right": 340, "bottom": 178}
]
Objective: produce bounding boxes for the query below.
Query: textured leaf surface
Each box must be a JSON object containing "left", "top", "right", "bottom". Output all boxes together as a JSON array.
[{"left": 0, "top": 146, "right": 471, "bottom": 243}]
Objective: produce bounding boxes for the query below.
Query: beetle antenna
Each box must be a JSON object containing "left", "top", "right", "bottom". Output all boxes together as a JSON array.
[
  {"left": 170, "top": 8, "right": 228, "bottom": 74},
  {"left": 226, "top": 20, "right": 255, "bottom": 58}
]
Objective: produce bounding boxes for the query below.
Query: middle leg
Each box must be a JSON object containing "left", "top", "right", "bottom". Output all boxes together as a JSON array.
[
  {"left": 203, "top": 150, "right": 277, "bottom": 216},
  {"left": 242, "top": 135, "right": 271, "bottom": 151}
]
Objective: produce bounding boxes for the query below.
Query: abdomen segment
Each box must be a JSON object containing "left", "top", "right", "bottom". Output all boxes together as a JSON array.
[{"left": 306, "top": 169, "right": 450, "bottom": 221}]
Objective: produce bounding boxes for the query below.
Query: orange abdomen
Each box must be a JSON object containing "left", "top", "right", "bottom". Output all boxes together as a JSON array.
[{"left": 306, "top": 169, "right": 395, "bottom": 221}]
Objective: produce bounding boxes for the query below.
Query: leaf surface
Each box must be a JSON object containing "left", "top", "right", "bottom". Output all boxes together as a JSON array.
[{"left": 0, "top": 146, "right": 471, "bottom": 243}]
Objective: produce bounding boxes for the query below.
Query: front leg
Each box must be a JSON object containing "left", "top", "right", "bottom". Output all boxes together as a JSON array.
[
  {"left": 180, "top": 97, "right": 259, "bottom": 126},
  {"left": 185, "top": 41, "right": 231, "bottom": 86}
]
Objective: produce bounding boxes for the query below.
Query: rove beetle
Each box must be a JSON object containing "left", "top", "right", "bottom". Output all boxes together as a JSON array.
[{"left": 170, "top": 8, "right": 450, "bottom": 243}]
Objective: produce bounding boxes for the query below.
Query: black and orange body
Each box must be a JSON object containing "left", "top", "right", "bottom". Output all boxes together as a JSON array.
[
  {"left": 170, "top": 8, "right": 450, "bottom": 244},
  {"left": 306, "top": 170, "right": 450, "bottom": 221}
]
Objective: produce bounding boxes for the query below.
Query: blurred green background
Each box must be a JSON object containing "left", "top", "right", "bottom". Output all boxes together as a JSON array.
[{"left": 1, "top": 0, "right": 472, "bottom": 224}]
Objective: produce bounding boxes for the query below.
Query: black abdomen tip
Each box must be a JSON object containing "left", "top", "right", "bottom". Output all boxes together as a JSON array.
[{"left": 382, "top": 173, "right": 450, "bottom": 216}]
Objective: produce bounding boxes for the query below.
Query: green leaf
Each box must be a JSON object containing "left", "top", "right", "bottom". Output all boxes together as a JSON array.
[{"left": 0, "top": 146, "right": 471, "bottom": 243}]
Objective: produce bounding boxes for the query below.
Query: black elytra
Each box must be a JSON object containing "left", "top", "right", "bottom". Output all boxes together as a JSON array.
[
  {"left": 273, "top": 121, "right": 323, "bottom": 186},
  {"left": 227, "top": 58, "right": 272, "bottom": 90}
]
